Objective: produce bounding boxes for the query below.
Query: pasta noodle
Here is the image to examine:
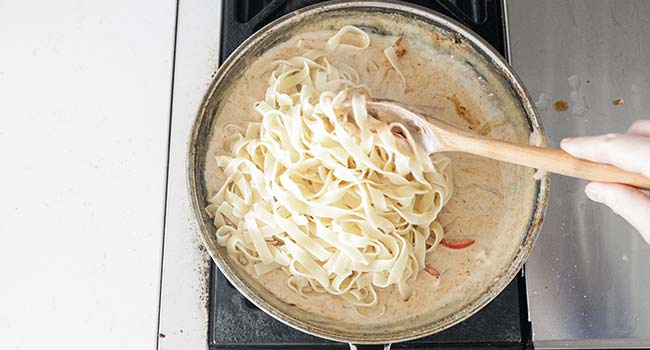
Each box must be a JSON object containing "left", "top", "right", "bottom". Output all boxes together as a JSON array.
[
  {"left": 206, "top": 26, "right": 453, "bottom": 309},
  {"left": 384, "top": 38, "right": 407, "bottom": 92}
]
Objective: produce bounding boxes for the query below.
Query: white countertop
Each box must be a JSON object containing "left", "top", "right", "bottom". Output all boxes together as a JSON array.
[{"left": 0, "top": 1, "right": 177, "bottom": 349}]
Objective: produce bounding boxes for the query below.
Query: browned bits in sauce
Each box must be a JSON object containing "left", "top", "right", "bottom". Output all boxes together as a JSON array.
[
  {"left": 553, "top": 99, "right": 569, "bottom": 112},
  {"left": 460, "top": 167, "right": 481, "bottom": 175},
  {"left": 612, "top": 98, "right": 624, "bottom": 106},
  {"left": 394, "top": 37, "right": 406, "bottom": 58},
  {"left": 447, "top": 95, "right": 481, "bottom": 130},
  {"left": 477, "top": 119, "right": 508, "bottom": 136}
]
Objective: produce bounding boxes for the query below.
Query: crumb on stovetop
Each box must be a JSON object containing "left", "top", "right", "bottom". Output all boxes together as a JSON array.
[{"left": 553, "top": 99, "right": 569, "bottom": 112}]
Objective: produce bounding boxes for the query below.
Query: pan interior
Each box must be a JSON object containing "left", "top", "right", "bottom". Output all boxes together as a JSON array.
[{"left": 192, "top": 4, "right": 545, "bottom": 343}]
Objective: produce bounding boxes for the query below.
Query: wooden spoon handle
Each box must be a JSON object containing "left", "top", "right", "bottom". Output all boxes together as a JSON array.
[{"left": 442, "top": 132, "right": 650, "bottom": 190}]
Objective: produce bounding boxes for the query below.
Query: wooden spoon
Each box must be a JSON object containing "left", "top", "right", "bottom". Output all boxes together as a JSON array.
[{"left": 365, "top": 98, "right": 650, "bottom": 190}]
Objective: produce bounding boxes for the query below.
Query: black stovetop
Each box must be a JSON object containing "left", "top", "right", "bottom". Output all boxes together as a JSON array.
[{"left": 210, "top": 1, "right": 530, "bottom": 349}]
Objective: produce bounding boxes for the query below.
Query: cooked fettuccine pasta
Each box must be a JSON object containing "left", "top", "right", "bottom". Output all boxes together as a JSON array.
[{"left": 206, "top": 26, "right": 453, "bottom": 309}]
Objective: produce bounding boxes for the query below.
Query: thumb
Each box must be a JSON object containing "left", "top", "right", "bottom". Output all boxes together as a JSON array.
[{"left": 585, "top": 182, "right": 650, "bottom": 243}]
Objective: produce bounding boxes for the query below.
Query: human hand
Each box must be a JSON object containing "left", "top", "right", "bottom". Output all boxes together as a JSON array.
[{"left": 561, "top": 120, "right": 650, "bottom": 244}]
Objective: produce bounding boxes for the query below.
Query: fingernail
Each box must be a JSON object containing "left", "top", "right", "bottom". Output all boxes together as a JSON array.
[
  {"left": 560, "top": 137, "right": 574, "bottom": 150},
  {"left": 585, "top": 184, "right": 601, "bottom": 202}
]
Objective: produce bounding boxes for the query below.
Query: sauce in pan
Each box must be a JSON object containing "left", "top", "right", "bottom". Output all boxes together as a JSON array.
[{"left": 204, "top": 27, "right": 537, "bottom": 324}]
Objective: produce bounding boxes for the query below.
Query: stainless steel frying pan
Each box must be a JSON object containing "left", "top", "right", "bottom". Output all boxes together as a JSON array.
[{"left": 188, "top": 0, "right": 549, "bottom": 344}]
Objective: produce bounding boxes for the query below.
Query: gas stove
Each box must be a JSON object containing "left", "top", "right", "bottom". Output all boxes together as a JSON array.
[{"left": 208, "top": 1, "right": 529, "bottom": 349}]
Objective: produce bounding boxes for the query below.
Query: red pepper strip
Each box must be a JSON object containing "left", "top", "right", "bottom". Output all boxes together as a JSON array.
[
  {"left": 424, "top": 264, "right": 440, "bottom": 277},
  {"left": 440, "top": 239, "right": 476, "bottom": 249}
]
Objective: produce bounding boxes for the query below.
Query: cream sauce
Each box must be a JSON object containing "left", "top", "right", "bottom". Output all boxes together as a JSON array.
[{"left": 204, "top": 29, "right": 536, "bottom": 324}]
